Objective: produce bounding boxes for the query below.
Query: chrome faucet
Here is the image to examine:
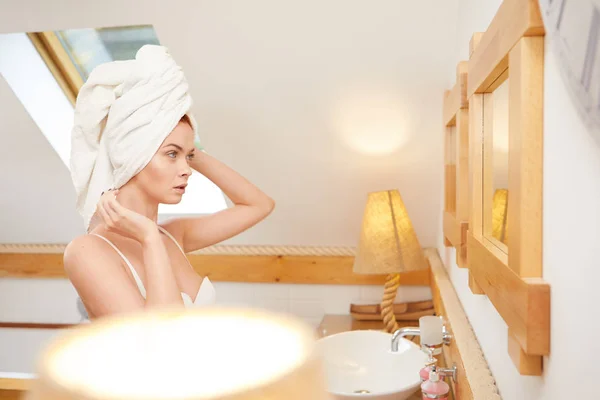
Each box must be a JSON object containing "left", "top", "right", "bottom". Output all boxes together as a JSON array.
[{"left": 390, "top": 325, "right": 452, "bottom": 352}]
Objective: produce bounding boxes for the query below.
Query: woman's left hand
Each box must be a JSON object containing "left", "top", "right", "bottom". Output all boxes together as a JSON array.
[{"left": 96, "top": 189, "right": 159, "bottom": 243}]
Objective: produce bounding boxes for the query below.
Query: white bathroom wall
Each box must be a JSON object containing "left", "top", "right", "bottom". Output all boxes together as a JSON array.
[{"left": 441, "top": 0, "right": 599, "bottom": 399}]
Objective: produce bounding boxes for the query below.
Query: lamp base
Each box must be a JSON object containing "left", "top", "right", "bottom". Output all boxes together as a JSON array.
[{"left": 380, "top": 273, "right": 401, "bottom": 333}]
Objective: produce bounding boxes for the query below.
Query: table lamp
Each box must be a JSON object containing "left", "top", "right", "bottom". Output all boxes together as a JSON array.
[
  {"left": 26, "top": 307, "right": 329, "bottom": 400},
  {"left": 352, "top": 189, "right": 429, "bottom": 333}
]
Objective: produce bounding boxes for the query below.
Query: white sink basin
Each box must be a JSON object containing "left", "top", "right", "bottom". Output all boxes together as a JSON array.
[{"left": 316, "top": 330, "right": 428, "bottom": 400}]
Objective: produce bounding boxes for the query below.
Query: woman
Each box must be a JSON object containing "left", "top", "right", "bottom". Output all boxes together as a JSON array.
[{"left": 64, "top": 45, "right": 274, "bottom": 320}]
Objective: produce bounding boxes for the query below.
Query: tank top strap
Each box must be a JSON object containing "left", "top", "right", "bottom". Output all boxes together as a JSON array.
[
  {"left": 157, "top": 226, "right": 187, "bottom": 257},
  {"left": 90, "top": 233, "right": 147, "bottom": 298}
]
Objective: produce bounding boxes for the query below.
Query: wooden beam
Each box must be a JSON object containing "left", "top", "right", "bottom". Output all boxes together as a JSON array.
[
  {"left": 444, "top": 84, "right": 460, "bottom": 126},
  {"left": 456, "top": 220, "right": 468, "bottom": 268},
  {"left": 468, "top": 273, "right": 484, "bottom": 295},
  {"left": 508, "top": 329, "right": 543, "bottom": 375},
  {"left": 0, "top": 377, "right": 31, "bottom": 400},
  {"left": 468, "top": 95, "right": 484, "bottom": 238},
  {"left": 0, "top": 389, "right": 22, "bottom": 400},
  {"left": 455, "top": 108, "right": 470, "bottom": 223},
  {"left": 443, "top": 212, "right": 463, "bottom": 251},
  {"left": 467, "top": 234, "right": 549, "bottom": 358},
  {"left": 0, "top": 322, "right": 73, "bottom": 329},
  {"left": 444, "top": 160, "right": 457, "bottom": 215},
  {"left": 508, "top": 36, "right": 544, "bottom": 278},
  {"left": 427, "top": 248, "right": 501, "bottom": 400},
  {"left": 443, "top": 67, "right": 469, "bottom": 270},
  {"left": 0, "top": 253, "right": 430, "bottom": 286},
  {"left": 468, "top": 0, "right": 544, "bottom": 96},
  {"left": 26, "top": 32, "right": 83, "bottom": 106},
  {"left": 443, "top": 62, "right": 468, "bottom": 126},
  {"left": 469, "top": 32, "right": 484, "bottom": 58},
  {"left": 0, "top": 379, "right": 29, "bottom": 392},
  {"left": 482, "top": 89, "right": 497, "bottom": 243}
]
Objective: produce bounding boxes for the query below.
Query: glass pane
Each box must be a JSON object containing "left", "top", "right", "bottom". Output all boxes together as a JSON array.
[
  {"left": 55, "top": 25, "right": 160, "bottom": 82},
  {"left": 483, "top": 79, "right": 509, "bottom": 252},
  {"left": 445, "top": 125, "right": 457, "bottom": 215}
]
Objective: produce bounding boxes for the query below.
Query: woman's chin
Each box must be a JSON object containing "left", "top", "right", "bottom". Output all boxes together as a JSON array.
[{"left": 162, "top": 194, "right": 184, "bottom": 204}]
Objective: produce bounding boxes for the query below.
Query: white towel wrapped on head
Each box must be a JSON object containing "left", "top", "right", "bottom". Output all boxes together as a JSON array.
[{"left": 70, "top": 44, "right": 199, "bottom": 231}]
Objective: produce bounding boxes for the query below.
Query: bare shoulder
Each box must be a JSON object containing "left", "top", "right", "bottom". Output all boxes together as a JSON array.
[
  {"left": 64, "top": 234, "right": 145, "bottom": 318},
  {"left": 63, "top": 234, "right": 117, "bottom": 275}
]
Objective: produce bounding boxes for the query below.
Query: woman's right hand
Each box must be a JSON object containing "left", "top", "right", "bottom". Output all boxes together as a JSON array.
[{"left": 96, "top": 189, "right": 159, "bottom": 244}]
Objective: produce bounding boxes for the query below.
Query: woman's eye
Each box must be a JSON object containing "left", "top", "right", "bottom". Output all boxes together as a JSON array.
[
  {"left": 167, "top": 152, "right": 177, "bottom": 158},
  {"left": 186, "top": 154, "right": 195, "bottom": 160}
]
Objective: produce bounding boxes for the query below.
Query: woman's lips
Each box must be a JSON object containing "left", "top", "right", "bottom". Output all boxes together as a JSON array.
[{"left": 173, "top": 185, "right": 186, "bottom": 194}]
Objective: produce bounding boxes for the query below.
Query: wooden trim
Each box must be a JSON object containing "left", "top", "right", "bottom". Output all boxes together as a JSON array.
[
  {"left": 27, "top": 32, "right": 83, "bottom": 106},
  {"left": 27, "top": 32, "right": 75, "bottom": 106},
  {"left": 443, "top": 62, "right": 470, "bottom": 268},
  {"left": 443, "top": 212, "right": 467, "bottom": 268},
  {"left": 454, "top": 107, "right": 470, "bottom": 268},
  {"left": 455, "top": 108, "right": 470, "bottom": 223},
  {"left": 0, "top": 253, "right": 430, "bottom": 286},
  {"left": 467, "top": 234, "right": 549, "bottom": 358},
  {"left": 444, "top": 126, "right": 457, "bottom": 215},
  {"left": 507, "top": 36, "right": 544, "bottom": 278},
  {"left": 482, "top": 90, "right": 492, "bottom": 239},
  {"left": 443, "top": 212, "right": 461, "bottom": 249},
  {"left": 468, "top": 273, "right": 484, "bottom": 294},
  {"left": 0, "top": 322, "right": 73, "bottom": 329},
  {"left": 457, "top": 221, "right": 468, "bottom": 268},
  {"left": 0, "top": 389, "right": 23, "bottom": 400},
  {"left": 469, "top": 32, "right": 484, "bottom": 58},
  {"left": 444, "top": 211, "right": 460, "bottom": 247},
  {"left": 467, "top": 0, "right": 544, "bottom": 96},
  {"left": 468, "top": 94, "right": 484, "bottom": 238},
  {"left": 484, "top": 67, "right": 510, "bottom": 94},
  {"left": 466, "top": 92, "right": 487, "bottom": 286},
  {"left": 0, "top": 376, "right": 31, "bottom": 400},
  {"left": 0, "top": 378, "right": 30, "bottom": 392},
  {"left": 39, "top": 32, "right": 84, "bottom": 99},
  {"left": 427, "top": 248, "right": 501, "bottom": 400},
  {"left": 508, "top": 329, "right": 543, "bottom": 376},
  {"left": 443, "top": 62, "right": 468, "bottom": 126}
]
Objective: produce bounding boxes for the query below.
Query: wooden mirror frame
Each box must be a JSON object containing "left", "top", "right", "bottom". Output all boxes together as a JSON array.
[
  {"left": 466, "top": 0, "right": 549, "bottom": 376},
  {"left": 443, "top": 62, "right": 469, "bottom": 268}
]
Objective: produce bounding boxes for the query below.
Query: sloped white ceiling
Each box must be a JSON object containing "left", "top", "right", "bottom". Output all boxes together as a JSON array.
[{"left": 0, "top": 0, "right": 459, "bottom": 246}]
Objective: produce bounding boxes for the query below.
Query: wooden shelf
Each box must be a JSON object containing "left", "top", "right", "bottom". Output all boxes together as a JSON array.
[{"left": 0, "top": 252, "right": 430, "bottom": 286}]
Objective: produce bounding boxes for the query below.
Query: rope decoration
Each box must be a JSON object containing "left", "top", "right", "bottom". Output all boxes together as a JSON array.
[
  {"left": 0, "top": 243, "right": 357, "bottom": 256},
  {"left": 380, "top": 273, "right": 401, "bottom": 333}
]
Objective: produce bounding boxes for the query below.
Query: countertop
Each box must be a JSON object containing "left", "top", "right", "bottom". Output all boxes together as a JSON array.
[{"left": 0, "top": 372, "right": 33, "bottom": 400}]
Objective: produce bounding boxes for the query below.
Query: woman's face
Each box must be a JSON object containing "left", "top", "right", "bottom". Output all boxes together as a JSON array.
[{"left": 131, "top": 120, "right": 196, "bottom": 204}]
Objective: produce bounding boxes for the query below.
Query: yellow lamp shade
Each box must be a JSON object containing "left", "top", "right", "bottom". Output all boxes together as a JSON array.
[
  {"left": 353, "top": 190, "right": 427, "bottom": 275},
  {"left": 26, "top": 307, "right": 328, "bottom": 400}
]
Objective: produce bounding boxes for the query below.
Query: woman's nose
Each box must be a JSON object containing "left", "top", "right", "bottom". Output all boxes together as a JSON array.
[{"left": 179, "top": 162, "right": 192, "bottom": 177}]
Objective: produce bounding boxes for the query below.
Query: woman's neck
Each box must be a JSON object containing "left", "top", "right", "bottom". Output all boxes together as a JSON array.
[{"left": 116, "top": 185, "right": 159, "bottom": 222}]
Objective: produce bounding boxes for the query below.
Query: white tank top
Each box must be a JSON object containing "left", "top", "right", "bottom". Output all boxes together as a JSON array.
[{"left": 89, "top": 226, "right": 216, "bottom": 308}]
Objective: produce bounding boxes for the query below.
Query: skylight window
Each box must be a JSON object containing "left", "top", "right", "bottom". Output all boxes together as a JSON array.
[{"left": 0, "top": 27, "right": 226, "bottom": 215}]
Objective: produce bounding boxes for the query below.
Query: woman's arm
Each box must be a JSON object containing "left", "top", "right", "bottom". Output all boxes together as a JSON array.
[
  {"left": 162, "top": 151, "right": 275, "bottom": 253},
  {"left": 138, "top": 230, "right": 185, "bottom": 307}
]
